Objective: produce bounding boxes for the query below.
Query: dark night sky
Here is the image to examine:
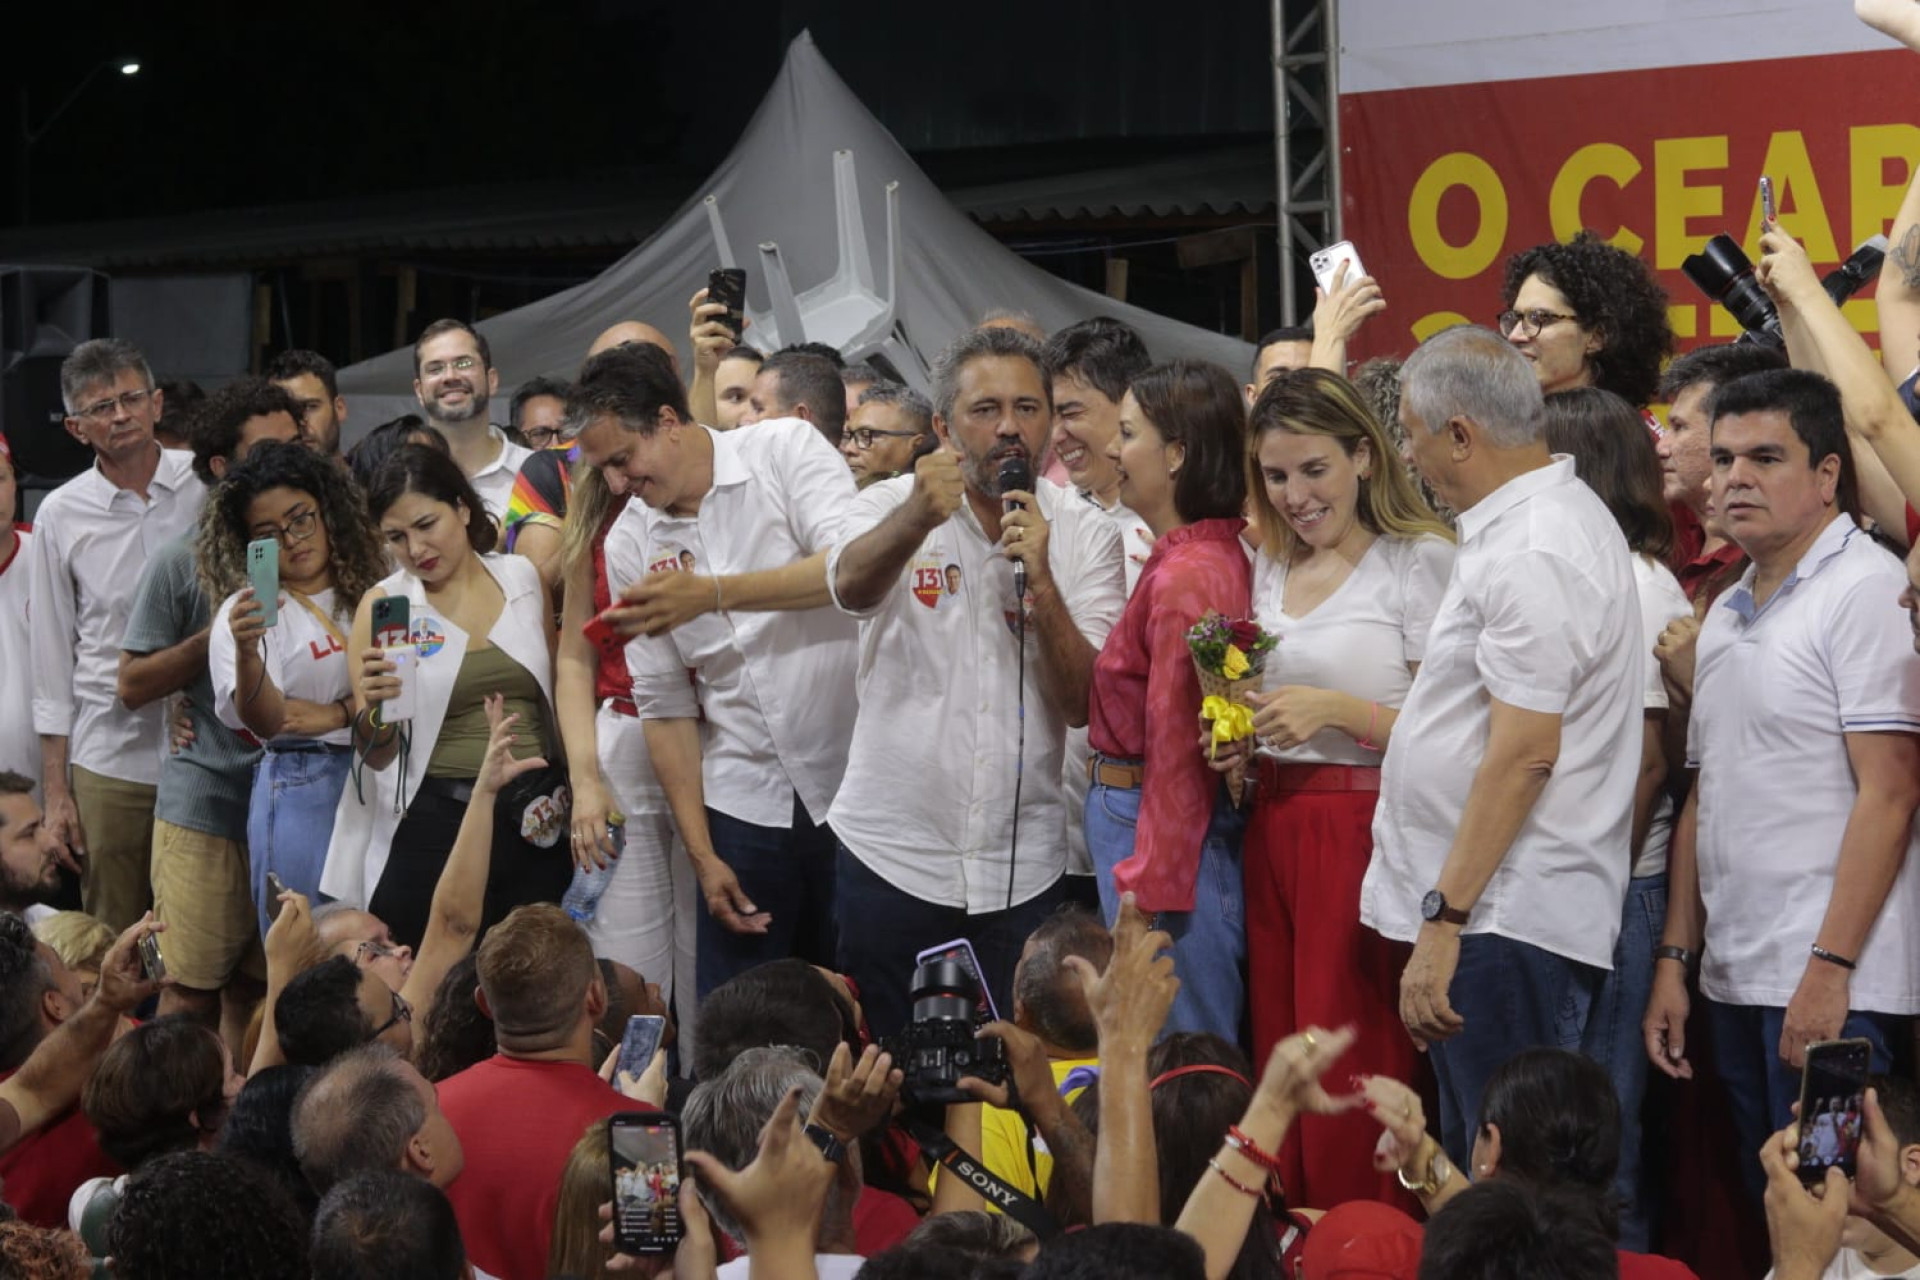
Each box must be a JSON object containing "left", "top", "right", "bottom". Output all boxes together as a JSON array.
[{"left": 4, "top": 0, "right": 1272, "bottom": 229}]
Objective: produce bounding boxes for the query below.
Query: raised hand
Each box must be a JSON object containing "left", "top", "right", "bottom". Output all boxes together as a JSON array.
[{"left": 1067, "top": 893, "right": 1178, "bottom": 1056}]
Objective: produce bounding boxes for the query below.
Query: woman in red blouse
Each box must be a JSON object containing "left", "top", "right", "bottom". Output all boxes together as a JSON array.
[{"left": 1086, "top": 359, "right": 1252, "bottom": 1040}]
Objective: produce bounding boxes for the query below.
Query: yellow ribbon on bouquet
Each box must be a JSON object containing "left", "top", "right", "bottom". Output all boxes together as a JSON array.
[{"left": 1201, "top": 695, "right": 1255, "bottom": 759}]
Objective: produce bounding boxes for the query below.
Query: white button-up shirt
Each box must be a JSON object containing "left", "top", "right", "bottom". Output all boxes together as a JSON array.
[
  {"left": 604, "top": 418, "right": 859, "bottom": 828},
  {"left": 1689, "top": 515, "right": 1920, "bottom": 1014},
  {"left": 825, "top": 476, "right": 1126, "bottom": 912},
  {"left": 27, "top": 449, "right": 206, "bottom": 785},
  {"left": 1362, "top": 456, "right": 1642, "bottom": 970},
  {"left": 467, "top": 427, "right": 532, "bottom": 525}
]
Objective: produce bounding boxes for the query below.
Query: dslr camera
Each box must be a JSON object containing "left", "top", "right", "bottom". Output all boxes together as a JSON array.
[
  {"left": 1683, "top": 233, "right": 1886, "bottom": 349},
  {"left": 882, "top": 958, "right": 1007, "bottom": 1107}
]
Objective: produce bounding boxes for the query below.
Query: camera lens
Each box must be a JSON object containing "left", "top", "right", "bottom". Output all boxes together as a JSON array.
[
  {"left": 1681, "top": 235, "right": 1782, "bottom": 342},
  {"left": 907, "top": 959, "right": 976, "bottom": 1024}
]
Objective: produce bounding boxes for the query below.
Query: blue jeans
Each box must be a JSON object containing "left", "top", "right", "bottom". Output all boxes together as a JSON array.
[
  {"left": 1086, "top": 781, "right": 1247, "bottom": 1043},
  {"left": 248, "top": 747, "right": 350, "bottom": 937},
  {"left": 694, "top": 795, "right": 838, "bottom": 1003},
  {"left": 1428, "top": 933, "right": 1606, "bottom": 1166},
  {"left": 1584, "top": 872, "right": 1666, "bottom": 1252},
  {"left": 1702, "top": 998, "right": 1908, "bottom": 1206},
  {"left": 834, "top": 845, "right": 1076, "bottom": 1042}
]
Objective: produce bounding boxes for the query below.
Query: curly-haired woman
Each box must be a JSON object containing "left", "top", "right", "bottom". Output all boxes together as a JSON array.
[
  {"left": 201, "top": 440, "right": 387, "bottom": 933},
  {"left": 1500, "top": 231, "right": 1674, "bottom": 409}
]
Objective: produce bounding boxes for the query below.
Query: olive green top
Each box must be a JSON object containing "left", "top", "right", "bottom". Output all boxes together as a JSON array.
[{"left": 425, "top": 644, "right": 548, "bottom": 778}]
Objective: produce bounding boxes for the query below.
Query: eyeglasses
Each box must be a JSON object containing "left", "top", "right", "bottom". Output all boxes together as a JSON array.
[
  {"left": 354, "top": 937, "right": 400, "bottom": 964},
  {"left": 840, "top": 427, "right": 922, "bottom": 450},
  {"left": 421, "top": 355, "right": 482, "bottom": 378},
  {"left": 1495, "top": 309, "right": 1580, "bottom": 338},
  {"left": 72, "top": 388, "right": 154, "bottom": 423},
  {"left": 522, "top": 425, "right": 563, "bottom": 449},
  {"left": 368, "top": 988, "right": 412, "bottom": 1041},
  {"left": 250, "top": 507, "right": 320, "bottom": 548}
]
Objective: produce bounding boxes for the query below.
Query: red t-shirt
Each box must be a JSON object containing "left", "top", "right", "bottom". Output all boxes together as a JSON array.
[
  {"left": 0, "top": 1069, "right": 120, "bottom": 1228},
  {"left": 852, "top": 1186, "right": 920, "bottom": 1255},
  {"left": 437, "top": 1054, "right": 628, "bottom": 1280}
]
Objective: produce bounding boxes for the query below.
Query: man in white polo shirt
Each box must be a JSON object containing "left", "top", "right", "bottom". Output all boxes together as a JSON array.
[
  {"left": 825, "top": 326, "right": 1126, "bottom": 1036},
  {"left": 1361, "top": 324, "right": 1642, "bottom": 1165},
  {"left": 412, "top": 319, "right": 529, "bottom": 524},
  {"left": 1643, "top": 368, "right": 1920, "bottom": 1201},
  {"left": 28, "top": 339, "right": 206, "bottom": 931},
  {"left": 575, "top": 343, "right": 859, "bottom": 1002}
]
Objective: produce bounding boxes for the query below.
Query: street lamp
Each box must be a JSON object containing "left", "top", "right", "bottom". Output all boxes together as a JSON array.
[{"left": 16, "top": 57, "right": 142, "bottom": 226}]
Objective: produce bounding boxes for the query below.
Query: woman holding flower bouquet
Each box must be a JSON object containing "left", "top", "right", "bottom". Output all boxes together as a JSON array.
[
  {"left": 1086, "top": 358, "right": 1254, "bottom": 1040},
  {"left": 1227, "top": 367, "right": 1454, "bottom": 1210}
]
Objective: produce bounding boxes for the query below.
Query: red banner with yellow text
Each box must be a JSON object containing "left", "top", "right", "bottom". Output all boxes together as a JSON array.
[{"left": 1340, "top": 49, "right": 1920, "bottom": 360}]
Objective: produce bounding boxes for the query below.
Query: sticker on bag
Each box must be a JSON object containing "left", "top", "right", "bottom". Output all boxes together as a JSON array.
[{"left": 518, "top": 783, "right": 572, "bottom": 848}]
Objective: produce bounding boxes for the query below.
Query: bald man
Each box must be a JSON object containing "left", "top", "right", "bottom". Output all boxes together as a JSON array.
[{"left": 588, "top": 322, "right": 679, "bottom": 373}]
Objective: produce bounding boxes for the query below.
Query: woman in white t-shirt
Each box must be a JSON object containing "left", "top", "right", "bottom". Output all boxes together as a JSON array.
[
  {"left": 200, "top": 441, "right": 388, "bottom": 934},
  {"left": 1215, "top": 368, "right": 1454, "bottom": 1212},
  {"left": 1540, "top": 387, "right": 1691, "bottom": 1251}
]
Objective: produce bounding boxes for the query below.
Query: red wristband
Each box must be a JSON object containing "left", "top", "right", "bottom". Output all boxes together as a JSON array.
[{"left": 1226, "top": 1124, "right": 1286, "bottom": 1175}]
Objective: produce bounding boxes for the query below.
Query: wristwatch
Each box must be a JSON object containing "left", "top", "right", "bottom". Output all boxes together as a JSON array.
[
  {"left": 1420, "top": 890, "right": 1469, "bottom": 926},
  {"left": 1397, "top": 1145, "right": 1453, "bottom": 1197},
  {"left": 802, "top": 1123, "right": 847, "bottom": 1164}
]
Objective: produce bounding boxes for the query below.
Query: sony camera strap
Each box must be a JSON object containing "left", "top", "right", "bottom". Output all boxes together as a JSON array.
[{"left": 905, "top": 1116, "right": 1060, "bottom": 1240}]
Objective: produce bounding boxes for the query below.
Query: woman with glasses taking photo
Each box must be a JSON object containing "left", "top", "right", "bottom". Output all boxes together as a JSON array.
[{"left": 201, "top": 440, "right": 387, "bottom": 933}]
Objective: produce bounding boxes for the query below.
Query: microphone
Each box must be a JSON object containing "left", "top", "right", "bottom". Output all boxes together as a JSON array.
[{"left": 997, "top": 455, "right": 1034, "bottom": 601}]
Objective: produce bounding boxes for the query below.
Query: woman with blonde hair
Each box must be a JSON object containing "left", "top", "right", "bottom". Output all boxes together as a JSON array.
[
  {"left": 548, "top": 1118, "right": 616, "bottom": 1280},
  {"left": 1216, "top": 367, "right": 1454, "bottom": 1211}
]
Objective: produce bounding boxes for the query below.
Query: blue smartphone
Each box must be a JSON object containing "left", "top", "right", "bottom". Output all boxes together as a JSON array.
[
  {"left": 615, "top": 1014, "right": 667, "bottom": 1082},
  {"left": 247, "top": 539, "right": 279, "bottom": 628}
]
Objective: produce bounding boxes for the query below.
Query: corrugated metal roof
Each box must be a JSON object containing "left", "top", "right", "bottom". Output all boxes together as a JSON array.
[
  {"left": 0, "top": 146, "right": 1275, "bottom": 272},
  {"left": 0, "top": 180, "right": 687, "bottom": 270},
  {"left": 949, "top": 144, "right": 1275, "bottom": 223}
]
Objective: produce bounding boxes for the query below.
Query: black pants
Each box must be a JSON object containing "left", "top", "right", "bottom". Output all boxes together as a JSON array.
[{"left": 370, "top": 776, "right": 573, "bottom": 951}]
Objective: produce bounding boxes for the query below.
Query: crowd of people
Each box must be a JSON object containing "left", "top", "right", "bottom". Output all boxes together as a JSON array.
[{"left": 8, "top": 10, "right": 1920, "bottom": 1278}]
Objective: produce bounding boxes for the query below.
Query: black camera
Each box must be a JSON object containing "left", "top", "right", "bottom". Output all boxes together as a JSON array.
[
  {"left": 882, "top": 959, "right": 1007, "bottom": 1107},
  {"left": 1682, "top": 233, "right": 1887, "bottom": 350},
  {"left": 1682, "top": 235, "right": 1784, "bottom": 347}
]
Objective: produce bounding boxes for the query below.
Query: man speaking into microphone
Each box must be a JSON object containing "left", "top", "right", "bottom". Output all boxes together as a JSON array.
[{"left": 825, "top": 327, "right": 1127, "bottom": 1035}]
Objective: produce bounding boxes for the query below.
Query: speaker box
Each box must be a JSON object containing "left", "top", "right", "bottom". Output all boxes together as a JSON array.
[{"left": 1, "top": 265, "right": 112, "bottom": 494}]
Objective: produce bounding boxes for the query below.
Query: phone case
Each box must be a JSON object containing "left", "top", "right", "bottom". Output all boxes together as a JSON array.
[
  {"left": 1310, "top": 240, "right": 1366, "bottom": 293},
  {"left": 247, "top": 540, "right": 280, "bottom": 628},
  {"left": 616, "top": 1015, "right": 667, "bottom": 1081},
  {"left": 383, "top": 644, "right": 420, "bottom": 724},
  {"left": 610, "top": 1114, "right": 684, "bottom": 1254},
  {"left": 371, "top": 596, "right": 410, "bottom": 648},
  {"left": 583, "top": 610, "right": 627, "bottom": 662}
]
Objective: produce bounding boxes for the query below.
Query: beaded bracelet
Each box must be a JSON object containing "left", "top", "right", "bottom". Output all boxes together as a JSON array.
[{"left": 1207, "top": 1158, "right": 1264, "bottom": 1199}]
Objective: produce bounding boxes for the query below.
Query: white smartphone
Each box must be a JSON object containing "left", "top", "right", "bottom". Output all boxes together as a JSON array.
[
  {"left": 1310, "top": 240, "right": 1367, "bottom": 294},
  {"left": 382, "top": 644, "right": 420, "bottom": 724}
]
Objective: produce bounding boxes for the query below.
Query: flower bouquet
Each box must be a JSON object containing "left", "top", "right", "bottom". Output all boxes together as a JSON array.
[{"left": 1186, "top": 612, "right": 1278, "bottom": 806}]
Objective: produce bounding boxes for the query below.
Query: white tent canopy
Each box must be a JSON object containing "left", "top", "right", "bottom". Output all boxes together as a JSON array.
[{"left": 336, "top": 30, "right": 1254, "bottom": 437}]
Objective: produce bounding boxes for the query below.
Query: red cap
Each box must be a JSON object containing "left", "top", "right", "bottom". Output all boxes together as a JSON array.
[{"left": 1300, "top": 1200, "right": 1424, "bottom": 1280}]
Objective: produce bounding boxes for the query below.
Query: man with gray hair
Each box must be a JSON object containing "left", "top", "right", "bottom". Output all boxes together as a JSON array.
[
  {"left": 292, "top": 1044, "right": 464, "bottom": 1194},
  {"left": 27, "top": 338, "right": 205, "bottom": 929},
  {"left": 1359, "top": 324, "right": 1642, "bottom": 1169},
  {"left": 825, "top": 326, "right": 1126, "bottom": 1037},
  {"left": 682, "top": 1046, "right": 864, "bottom": 1278}
]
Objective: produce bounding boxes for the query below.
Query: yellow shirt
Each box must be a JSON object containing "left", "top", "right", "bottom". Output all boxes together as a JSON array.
[{"left": 934, "top": 1056, "right": 1097, "bottom": 1209}]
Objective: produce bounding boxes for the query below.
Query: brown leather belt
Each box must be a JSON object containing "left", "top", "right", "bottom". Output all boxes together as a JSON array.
[
  {"left": 1087, "top": 755, "right": 1145, "bottom": 790},
  {"left": 1254, "top": 759, "right": 1382, "bottom": 798}
]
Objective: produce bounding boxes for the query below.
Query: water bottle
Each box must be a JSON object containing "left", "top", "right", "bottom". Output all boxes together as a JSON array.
[{"left": 561, "top": 811, "right": 626, "bottom": 924}]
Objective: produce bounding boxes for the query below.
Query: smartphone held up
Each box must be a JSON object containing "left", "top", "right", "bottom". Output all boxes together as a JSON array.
[
  {"left": 610, "top": 1111, "right": 684, "bottom": 1255},
  {"left": 1796, "top": 1037, "right": 1870, "bottom": 1183}
]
